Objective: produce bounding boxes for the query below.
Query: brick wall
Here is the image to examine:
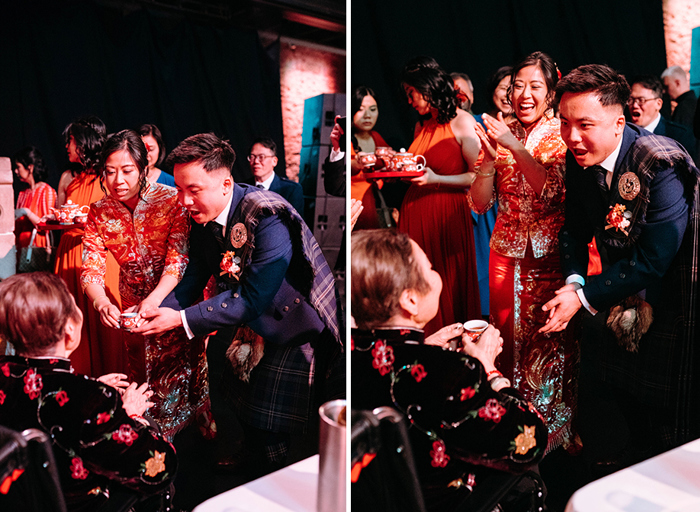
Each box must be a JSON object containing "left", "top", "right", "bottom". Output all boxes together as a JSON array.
[
  {"left": 280, "top": 41, "right": 346, "bottom": 181},
  {"left": 664, "top": 0, "right": 700, "bottom": 70}
]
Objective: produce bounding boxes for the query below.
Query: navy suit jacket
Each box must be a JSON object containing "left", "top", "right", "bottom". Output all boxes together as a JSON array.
[
  {"left": 653, "top": 116, "right": 697, "bottom": 160},
  {"left": 559, "top": 124, "right": 690, "bottom": 312},
  {"left": 245, "top": 174, "right": 304, "bottom": 214},
  {"left": 162, "top": 183, "right": 324, "bottom": 344}
]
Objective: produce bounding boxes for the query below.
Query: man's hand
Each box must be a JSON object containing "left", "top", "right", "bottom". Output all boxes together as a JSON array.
[
  {"left": 539, "top": 284, "right": 582, "bottom": 333},
  {"left": 132, "top": 307, "right": 182, "bottom": 336}
]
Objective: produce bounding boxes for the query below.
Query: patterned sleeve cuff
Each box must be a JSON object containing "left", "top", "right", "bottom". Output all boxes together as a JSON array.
[{"left": 466, "top": 186, "right": 496, "bottom": 215}]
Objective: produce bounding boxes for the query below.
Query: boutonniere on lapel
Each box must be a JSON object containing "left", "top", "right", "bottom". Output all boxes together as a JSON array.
[
  {"left": 605, "top": 204, "right": 631, "bottom": 235},
  {"left": 220, "top": 251, "right": 242, "bottom": 280}
]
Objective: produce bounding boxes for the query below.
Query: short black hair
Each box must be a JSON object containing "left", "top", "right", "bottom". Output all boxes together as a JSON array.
[
  {"left": 629, "top": 74, "right": 664, "bottom": 99},
  {"left": 555, "top": 64, "right": 631, "bottom": 110},
  {"left": 165, "top": 133, "right": 236, "bottom": 173},
  {"left": 249, "top": 137, "right": 277, "bottom": 157}
]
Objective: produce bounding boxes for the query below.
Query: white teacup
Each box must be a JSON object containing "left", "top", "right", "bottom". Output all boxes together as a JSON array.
[{"left": 463, "top": 320, "right": 488, "bottom": 341}]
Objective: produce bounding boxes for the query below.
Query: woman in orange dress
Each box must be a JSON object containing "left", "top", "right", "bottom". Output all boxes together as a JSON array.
[
  {"left": 53, "top": 116, "right": 125, "bottom": 377},
  {"left": 350, "top": 85, "right": 395, "bottom": 230},
  {"left": 468, "top": 52, "right": 577, "bottom": 451},
  {"left": 12, "top": 146, "right": 57, "bottom": 271},
  {"left": 81, "top": 129, "right": 211, "bottom": 439},
  {"left": 398, "top": 57, "right": 481, "bottom": 336}
]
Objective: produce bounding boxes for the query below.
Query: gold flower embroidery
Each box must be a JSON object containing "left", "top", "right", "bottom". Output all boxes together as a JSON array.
[
  {"left": 144, "top": 451, "right": 166, "bottom": 477},
  {"left": 514, "top": 425, "right": 537, "bottom": 455}
]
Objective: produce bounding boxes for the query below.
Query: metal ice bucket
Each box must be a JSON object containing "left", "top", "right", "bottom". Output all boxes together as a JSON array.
[{"left": 317, "top": 399, "right": 346, "bottom": 512}]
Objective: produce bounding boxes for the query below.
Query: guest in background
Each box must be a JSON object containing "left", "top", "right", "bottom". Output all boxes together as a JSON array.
[
  {"left": 53, "top": 115, "right": 125, "bottom": 378},
  {"left": 245, "top": 137, "right": 304, "bottom": 214},
  {"left": 12, "top": 146, "right": 57, "bottom": 272},
  {"left": 661, "top": 65, "right": 697, "bottom": 128},
  {"left": 398, "top": 56, "right": 481, "bottom": 336},
  {"left": 628, "top": 75, "right": 696, "bottom": 161},
  {"left": 138, "top": 123, "right": 176, "bottom": 187},
  {"left": 351, "top": 229, "right": 547, "bottom": 512},
  {"left": 81, "top": 129, "right": 212, "bottom": 440},
  {"left": 451, "top": 71, "right": 475, "bottom": 112},
  {"left": 350, "top": 85, "right": 396, "bottom": 230},
  {"left": 469, "top": 51, "right": 578, "bottom": 452},
  {"left": 0, "top": 272, "right": 176, "bottom": 512},
  {"left": 474, "top": 66, "right": 514, "bottom": 128}
]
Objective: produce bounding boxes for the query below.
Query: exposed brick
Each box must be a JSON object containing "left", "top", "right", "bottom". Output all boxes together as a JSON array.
[{"left": 280, "top": 42, "right": 346, "bottom": 182}]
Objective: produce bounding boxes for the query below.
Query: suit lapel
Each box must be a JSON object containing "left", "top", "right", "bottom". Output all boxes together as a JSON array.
[
  {"left": 269, "top": 174, "right": 280, "bottom": 194},
  {"left": 610, "top": 124, "right": 639, "bottom": 193}
]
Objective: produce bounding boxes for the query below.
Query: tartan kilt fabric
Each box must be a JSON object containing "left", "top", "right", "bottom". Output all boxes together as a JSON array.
[
  {"left": 597, "top": 182, "right": 700, "bottom": 447},
  {"left": 222, "top": 332, "right": 323, "bottom": 433}
]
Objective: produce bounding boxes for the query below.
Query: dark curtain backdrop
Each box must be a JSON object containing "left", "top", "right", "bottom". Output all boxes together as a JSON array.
[
  {"left": 0, "top": 1, "right": 284, "bottom": 190},
  {"left": 352, "top": 0, "right": 667, "bottom": 151}
]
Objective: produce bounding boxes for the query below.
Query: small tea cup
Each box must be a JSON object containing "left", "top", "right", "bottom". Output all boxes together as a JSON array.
[
  {"left": 463, "top": 319, "right": 489, "bottom": 342},
  {"left": 120, "top": 313, "right": 139, "bottom": 332}
]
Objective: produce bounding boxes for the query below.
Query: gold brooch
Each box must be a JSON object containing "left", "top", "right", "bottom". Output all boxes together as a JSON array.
[
  {"left": 618, "top": 172, "right": 640, "bottom": 200},
  {"left": 230, "top": 223, "right": 247, "bottom": 249}
]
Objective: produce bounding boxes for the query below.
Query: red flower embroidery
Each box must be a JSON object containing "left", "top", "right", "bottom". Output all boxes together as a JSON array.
[
  {"left": 460, "top": 387, "right": 476, "bottom": 401},
  {"left": 55, "top": 390, "right": 69, "bottom": 407},
  {"left": 0, "top": 390, "right": 5, "bottom": 405},
  {"left": 429, "top": 440, "right": 450, "bottom": 468},
  {"left": 411, "top": 364, "right": 427, "bottom": 382},
  {"left": 70, "top": 457, "right": 89, "bottom": 480},
  {"left": 1, "top": 364, "right": 9, "bottom": 377},
  {"left": 478, "top": 398, "right": 507, "bottom": 423},
  {"left": 96, "top": 412, "right": 111, "bottom": 425},
  {"left": 49, "top": 359, "right": 58, "bottom": 365},
  {"left": 23, "top": 369, "right": 43, "bottom": 400},
  {"left": 371, "top": 340, "right": 395, "bottom": 376},
  {"left": 113, "top": 424, "right": 139, "bottom": 446}
]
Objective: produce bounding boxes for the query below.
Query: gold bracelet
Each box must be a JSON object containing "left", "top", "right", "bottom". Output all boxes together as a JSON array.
[
  {"left": 475, "top": 168, "right": 496, "bottom": 178},
  {"left": 93, "top": 296, "right": 108, "bottom": 311}
]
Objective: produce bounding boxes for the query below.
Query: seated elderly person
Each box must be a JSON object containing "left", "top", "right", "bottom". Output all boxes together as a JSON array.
[
  {"left": 0, "top": 272, "right": 177, "bottom": 511},
  {"left": 351, "top": 230, "right": 547, "bottom": 512}
]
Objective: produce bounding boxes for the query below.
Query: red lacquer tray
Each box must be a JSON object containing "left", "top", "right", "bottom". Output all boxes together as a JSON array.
[{"left": 363, "top": 170, "right": 425, "bottom": 180}]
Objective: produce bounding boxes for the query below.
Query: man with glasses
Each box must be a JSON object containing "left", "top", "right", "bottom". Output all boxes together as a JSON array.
[
  {"left": 627, "top": 75, "right": 696, "bottom": 161},
  {"left": 246, "top": 137, "right": 304, "bottom": 214}
]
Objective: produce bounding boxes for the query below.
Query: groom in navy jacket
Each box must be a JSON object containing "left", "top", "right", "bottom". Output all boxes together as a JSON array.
[
  {"left": 135, "top": 133, "right": 341, "bottom": 471},
  {"left": 540, "top": 64, "right": 700, "bottom": 464}
]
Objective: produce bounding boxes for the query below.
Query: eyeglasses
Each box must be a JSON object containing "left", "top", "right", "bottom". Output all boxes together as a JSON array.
[
  {"left": 627, "top": 96, "right": 658, "bottom": 107},
  {"left": 247, "top": 154, "right": 275, "bottom": 163}
]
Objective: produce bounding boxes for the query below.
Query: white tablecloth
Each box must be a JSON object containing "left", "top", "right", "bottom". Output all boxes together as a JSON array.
[
  {"left": 566, "top": 438, "right": 700, "bottom": 512},
  {"left": 193, "top": 455, "right": 318, "bottom": 512}
]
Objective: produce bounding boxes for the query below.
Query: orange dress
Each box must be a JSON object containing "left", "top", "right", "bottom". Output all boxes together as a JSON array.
[
  {"left": 398, "top": 117, "right": 480, "bottom": 335},
  {"left": 15, "top": 182, "right": 57, "bottom": 250},
  {"left": 351, "top": 131, "right": 389, "bottom": 230},
  {"left": 53, "top": 172, "right": 125, "bottom": 377}
]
